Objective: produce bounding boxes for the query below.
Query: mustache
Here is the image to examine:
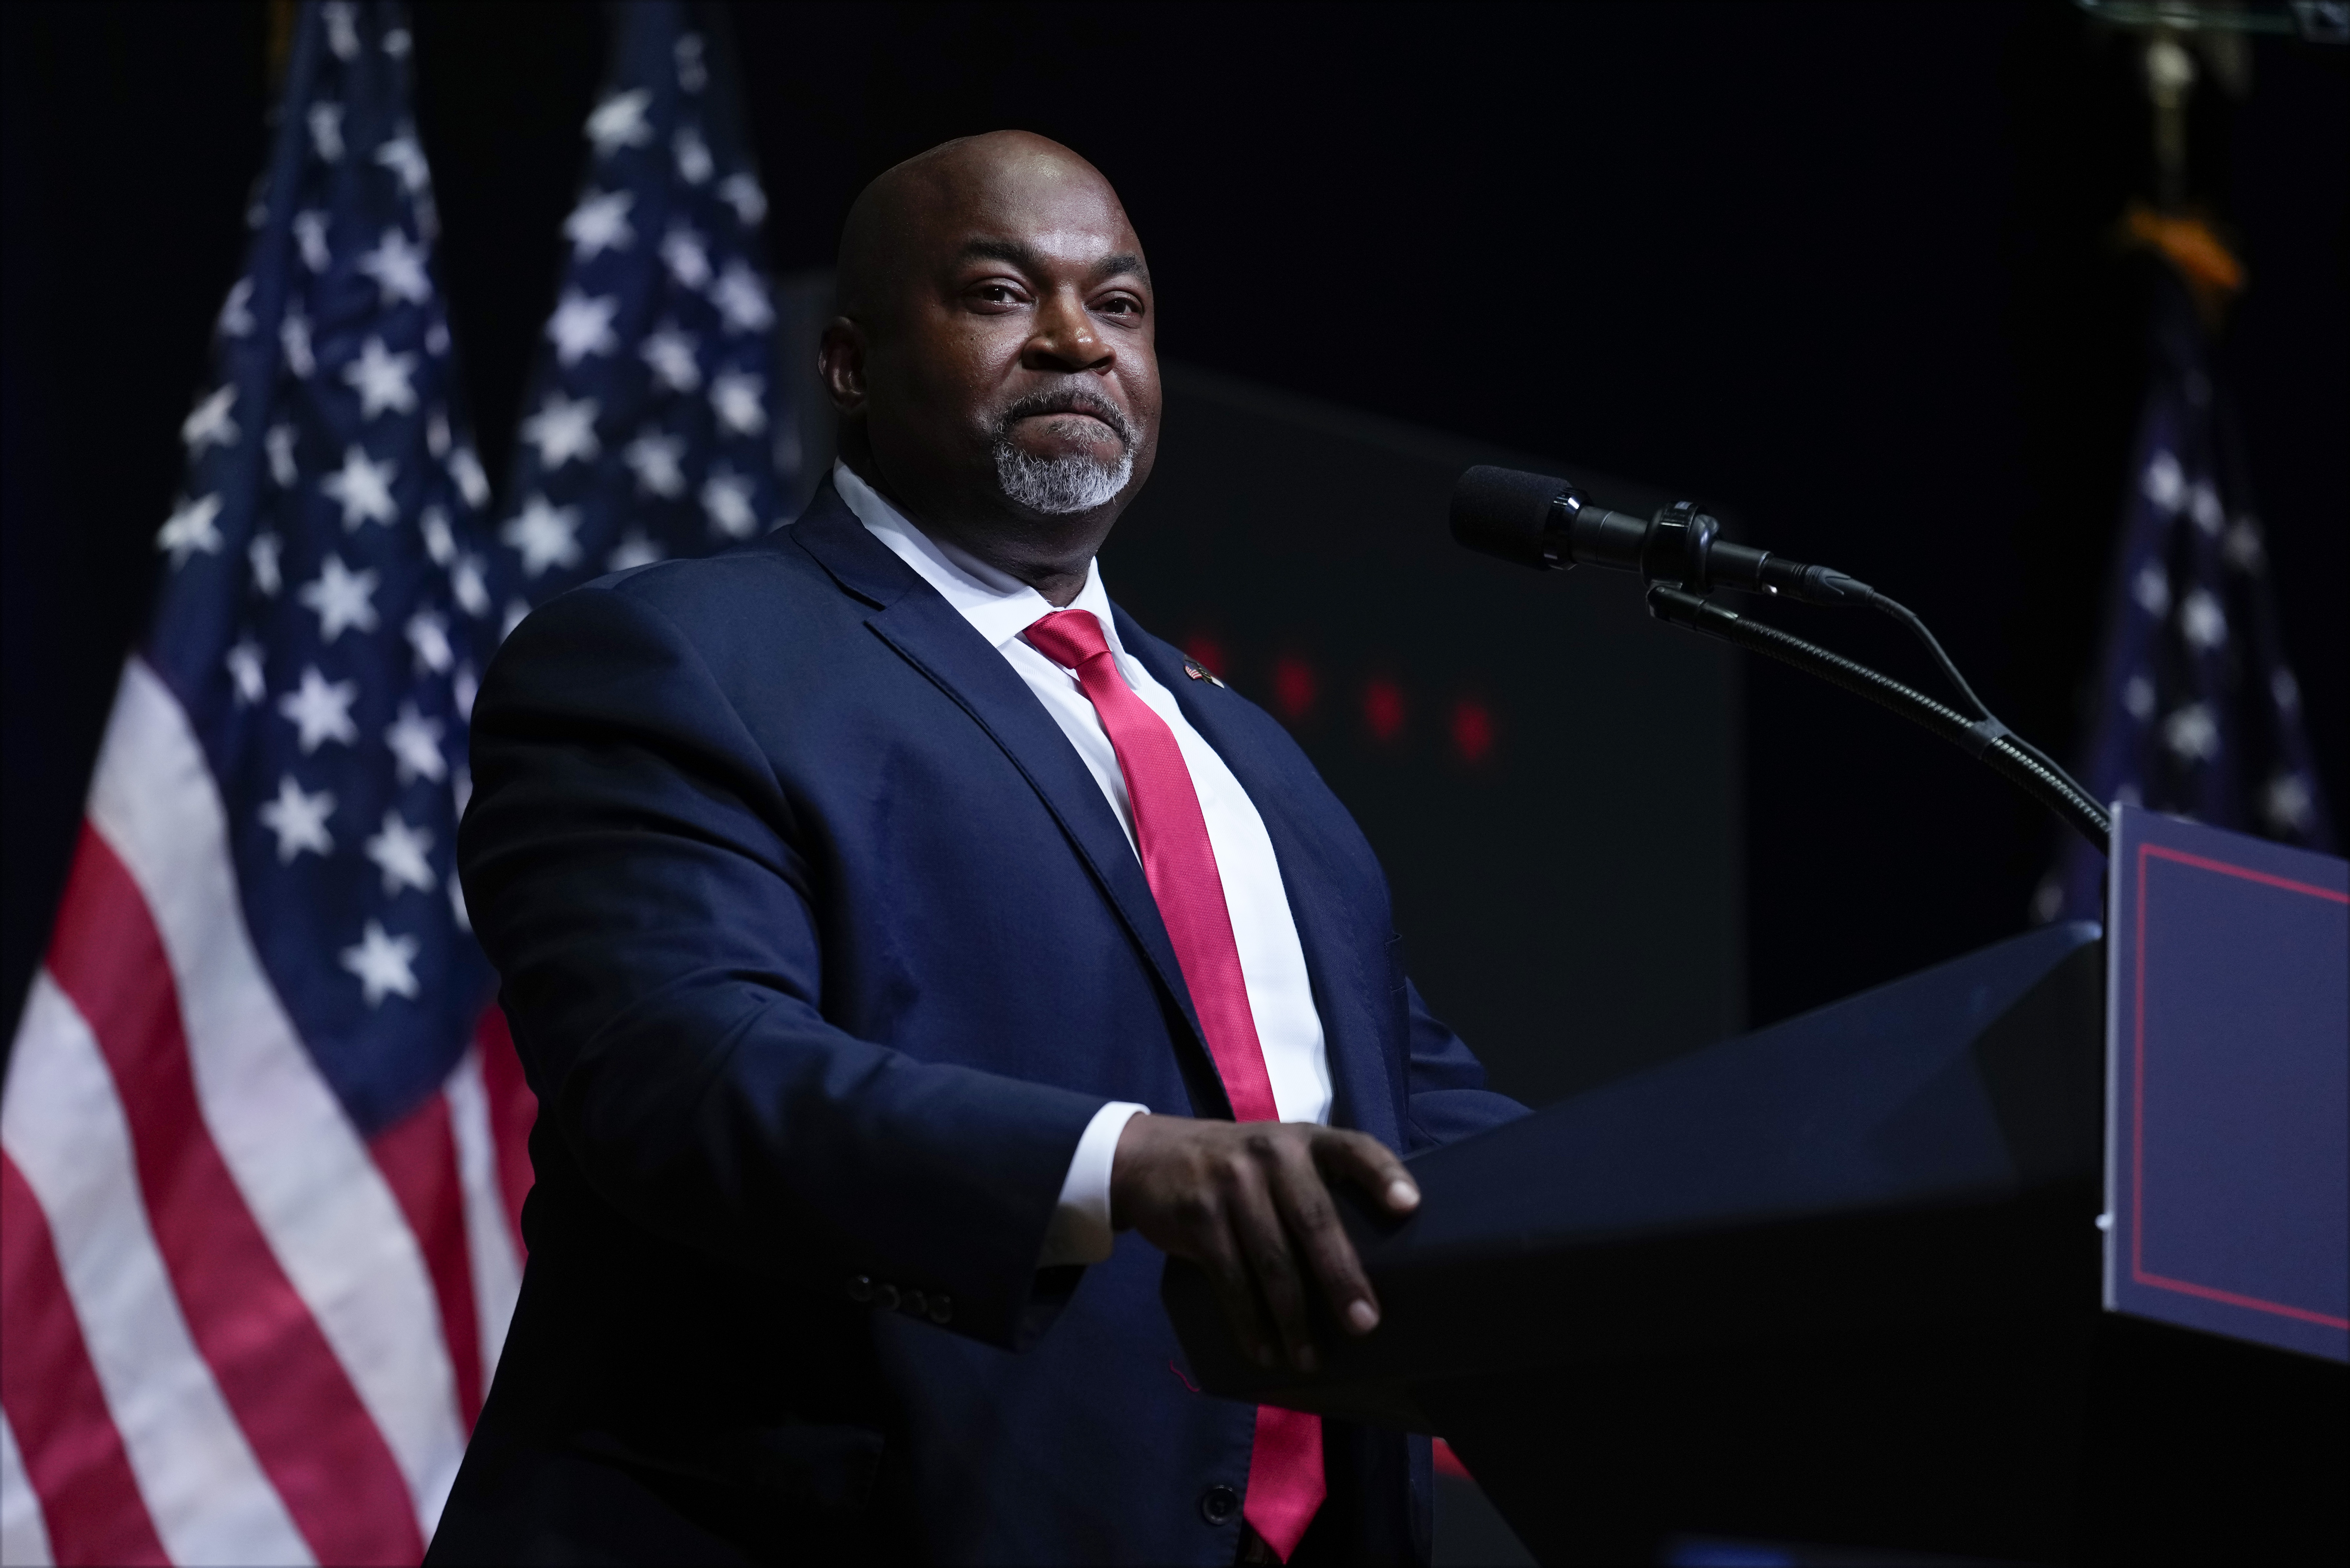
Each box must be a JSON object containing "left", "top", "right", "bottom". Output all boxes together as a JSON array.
[{"left": 992, "top": 384, "right": 1138, "bottom": 448}]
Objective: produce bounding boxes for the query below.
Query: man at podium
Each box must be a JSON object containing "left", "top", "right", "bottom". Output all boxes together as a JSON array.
[{"left": 430, "top": 131, "right": 1526, "bottom": 1566}]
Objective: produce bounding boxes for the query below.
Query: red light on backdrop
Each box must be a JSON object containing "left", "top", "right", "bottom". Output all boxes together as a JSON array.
[
  {"left": 1272, "top": 656, "right": 1318, "bottom": 721},
  {"left": 1183, "top": 633, "right": 1228, "bottom": 678},
  {"left": 1362, "top": 678, "right": 1406, "bottom": 743},
  {"left": 1450, "top": 698, "right": 1494, "bottom": 764}
]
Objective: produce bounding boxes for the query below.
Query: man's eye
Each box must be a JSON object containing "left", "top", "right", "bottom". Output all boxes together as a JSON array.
[
  {"left": 1098, "top": 296, "right": 1141, "bottom": 317},
  {"left": 973, "top": 284, "right": 1022, "bottom": 305}
]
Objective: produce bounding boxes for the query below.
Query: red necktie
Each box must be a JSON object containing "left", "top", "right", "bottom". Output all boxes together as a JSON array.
[{"left": 1024, "top": 609, "right": 1325, "bottom": 1562}]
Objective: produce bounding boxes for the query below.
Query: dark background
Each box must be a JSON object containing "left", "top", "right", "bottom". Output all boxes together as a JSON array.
[{"left": 6, "top": 3, "right": 2346, "bottom": 1063}]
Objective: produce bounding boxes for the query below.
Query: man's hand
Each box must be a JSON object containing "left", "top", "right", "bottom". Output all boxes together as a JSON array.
[{"left": 1110, "top": 1114, "right": 1420, "bottom": 1375}]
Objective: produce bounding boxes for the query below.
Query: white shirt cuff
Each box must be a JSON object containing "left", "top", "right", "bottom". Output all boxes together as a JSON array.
[{"left": 1038, "top": 1102, "right": 1149, "bottom": 1268}]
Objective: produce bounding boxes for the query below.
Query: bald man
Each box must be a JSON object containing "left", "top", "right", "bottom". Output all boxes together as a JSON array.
[{"left": 431, "top": 133, "right": 1524, "bottom": 1567}]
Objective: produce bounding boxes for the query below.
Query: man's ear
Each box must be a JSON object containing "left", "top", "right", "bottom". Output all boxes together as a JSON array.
[{"left": 818, "top": 317, "right": 866, "bottom": 415}]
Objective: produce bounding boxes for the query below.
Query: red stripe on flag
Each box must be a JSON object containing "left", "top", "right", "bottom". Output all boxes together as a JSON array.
[
  {"left": 45, "top": 824, "right": 426, "bottom": 1566},
  {"left": 473, "top": 1005, "right": 535, "bottom": 1256},
  {"left": 0, "top": 1149, "right": 170, "bottom": 1568},
  {"left": 368, "top": 1091, "right": 484, "bottom": 1428}
]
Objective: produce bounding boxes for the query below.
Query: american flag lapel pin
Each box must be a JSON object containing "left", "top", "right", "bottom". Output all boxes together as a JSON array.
[{"left": 1183, "top": 661, "right": 1225, "bottom": 688}]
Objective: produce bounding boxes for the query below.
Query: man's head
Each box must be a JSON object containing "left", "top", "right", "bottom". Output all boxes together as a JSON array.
[{"left": 820, "top": 132, "right": 1158, "bottom": 599}]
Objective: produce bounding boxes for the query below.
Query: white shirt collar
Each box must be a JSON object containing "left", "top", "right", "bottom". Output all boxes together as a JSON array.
[{"left": 831, "top": 458, "right": 1126, "bottom": 655}]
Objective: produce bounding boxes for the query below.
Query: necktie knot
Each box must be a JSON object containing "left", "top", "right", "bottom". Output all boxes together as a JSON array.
[{"left": 1024, "top": 609, "right": 1113, "bottom": 671}]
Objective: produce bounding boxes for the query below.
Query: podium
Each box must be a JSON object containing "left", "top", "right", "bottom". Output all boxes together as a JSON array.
[{"left": 1165, "top": 893, "right": 2348, "bottom": 1564}]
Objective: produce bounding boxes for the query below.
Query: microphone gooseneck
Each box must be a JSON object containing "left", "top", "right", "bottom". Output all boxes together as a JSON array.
[{"left": 1448, "top": 464, "right": 2105, "bottom": 850}]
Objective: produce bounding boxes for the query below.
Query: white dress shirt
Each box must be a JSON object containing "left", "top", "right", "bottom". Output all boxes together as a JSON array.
[{"left": 831, "top": 461, "right": 1333, "bottom": 1266}]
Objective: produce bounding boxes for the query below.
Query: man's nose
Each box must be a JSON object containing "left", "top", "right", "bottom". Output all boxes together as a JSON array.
[{"left": 1021, "top": 288, "right": 1114, "bottom": 375}]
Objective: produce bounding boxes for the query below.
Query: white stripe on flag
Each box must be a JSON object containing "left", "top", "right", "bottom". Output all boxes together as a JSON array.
[
  {"left": 86, "top": 660, "right": 465, "bottom": 1535},
  {"left": 447, "top": 1046, "right": 524, "bottom": 1392},
  {"left": 1, "top": 1408, "right": 58, "bottom": 1568},
  {"left": 3, "top": 976, "right": 313, "bottom": 1567}
]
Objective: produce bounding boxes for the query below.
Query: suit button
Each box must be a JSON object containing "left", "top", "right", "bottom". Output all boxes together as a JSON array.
[
  {"left": 874, "top": 1283, "right": 900, "bottom": 1312},
  {"left": 846, "top": 1275, "right": 873, "bottom": 1303},
  {"left": 927, "top": 1294, "right": 954, "bottom": 1325},
  {"left": 902, "top": 1289, "right": 927, "bottom": 1317},
  {"left": 1199, "top": 1484, "right": 1240, "bottom": 1525}
]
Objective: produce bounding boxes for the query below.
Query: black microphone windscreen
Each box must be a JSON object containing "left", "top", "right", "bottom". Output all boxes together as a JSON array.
[{"left": 1450, "top": 465, "right": 1569, "bottom": 570}]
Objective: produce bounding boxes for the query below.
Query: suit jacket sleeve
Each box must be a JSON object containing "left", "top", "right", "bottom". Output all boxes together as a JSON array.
[
  {"left": 1398, "top": 976, "right": 1530, "bottom": 1153},
  {"left": 458, "top": 581, "right": 1105, "bottom": 1349}
]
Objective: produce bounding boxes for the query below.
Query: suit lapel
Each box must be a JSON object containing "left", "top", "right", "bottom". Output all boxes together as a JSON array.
[
  {"left": 789, "top": 490, "right": 1219, "bottom": 1101},
  {"left": 1113, "top": 609, "right": 1405, "bottom": 1150}
]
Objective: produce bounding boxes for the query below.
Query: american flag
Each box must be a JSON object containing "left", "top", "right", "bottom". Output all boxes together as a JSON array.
[
  {"left": 0, "top": 5, "right": 528, "bottom": 1563},
  {"left": 2039, "top": 266, "right": 2335, "bottom": 923},
  {"left": 488, "top": 0, "right": 794, "bottom": 607}
]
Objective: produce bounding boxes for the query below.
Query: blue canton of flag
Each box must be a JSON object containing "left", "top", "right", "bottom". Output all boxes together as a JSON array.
[
  {"left": 2040, "top": 271, "right": 2336, "bottom": 923},
  {"left": 490, "top": 1, "right": 794, "bottom": 616},
  {"left": 150, "top": 0, "right": 499, "bottom": 1125}
]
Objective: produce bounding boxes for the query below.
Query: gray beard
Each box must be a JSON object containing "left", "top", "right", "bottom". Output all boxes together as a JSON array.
[{"left": 992, "top": 439, "right": 1134, "bottom": 515}]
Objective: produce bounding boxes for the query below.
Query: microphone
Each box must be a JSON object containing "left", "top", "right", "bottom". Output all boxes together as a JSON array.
[{"left": 1448, "top": 464, "right": 1872, "bottom": 606}]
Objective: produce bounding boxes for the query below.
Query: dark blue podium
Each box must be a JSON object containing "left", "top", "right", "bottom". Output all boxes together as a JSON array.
[{"left": 1166, "top": 877, "right": 2348, "bottom": 1564}]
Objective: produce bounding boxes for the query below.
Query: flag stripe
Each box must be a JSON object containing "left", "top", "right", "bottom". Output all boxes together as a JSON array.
[
  {"left": 473, "top": 1006, "right": 536, "bottom": 1255},
  {"left": 87, "top": 659, "right": 463, "bottom": 1533},
  {"left": 445, "top": 1044, "right": 525, "bottom": 1397},
  {"left": 1, "top": 1408, "right": 60, "bottom": 1568},
  {"left": 3, "top": 977, "right": 309, "bottom": 1567},
  {"left": 367, "top": 1093, "right": 485, "bottom": 1427},
  {"left": 0, "top": 1152, "right": 168, "bottom": 1568},
  {"left": 46, "top": 827, "right": 424, "bottom": 1566}
]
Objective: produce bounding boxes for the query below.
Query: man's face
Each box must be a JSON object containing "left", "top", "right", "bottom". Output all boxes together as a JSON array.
[{"left": 833, "top": 144, "right": 1160, "bottom": 535}]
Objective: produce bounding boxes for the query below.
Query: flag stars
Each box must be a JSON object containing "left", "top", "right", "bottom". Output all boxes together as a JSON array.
[
  {"left": 258, "top": 775, "right": 336, "bottom": 863},
  {"left": 2141, "top": 450, "right": 2184, "bottom": 514},
  {"left": 421, "top": 507, "right": 456, "bottom": 565},
  {"left": 710, "top": 371, "right": 766, "bottom": 436},
  {"left": 2178, "top": 588, "right": 2227, "bottom": 652},
  {"left": 710, "top": 262, "right": 774, "bottom": 334},
  {"left": 624, "top": 430, "right": 687, "bottom": 496},
  {"left": 321, "top": 445, "right": 399, "bottom": 529},
  {"left": 226, "top": 637, "right": 266, "bottom": 705},
  {"left": 660, "top": 223, "right": 711, "bottom": 289},
  {"left": 322, "top": 2, "right": 360, "bottom": 59},
  {"left": 281, "top": 308, "right": 316, "bottom": 378},
  {"left": 641, "top": 325, "right": 700, "bottom": 392},
  {"left": 2187, "top": 481, "right": 2224, "bottom": 536},
  {"left": 375, "top": 132, "right": 430, "bottom": 195},
  {"left": 249, "top": 532, "right": 283, "bottom": 595},
  {"left": 2131, "top": 561, "right": 2171, "bottom": 619},
  {"left": 385, "top": 701, "right": 448, "bottom": 784},
  {"left": 343, "top": 337, "right": 419, "bottom": 419},
  {"left": 2161, "top": 702, "right": 2220, "bottom": 763},
  {"left": 701, "top": 470, "right": 757, "bottom": 539},
  {"left": 267, "top": 425, "right": 299, "bottom": 487},
  {"left": 299, "top": 554, "right": 381, "bottom": 642},
  {"left": 293, "top": 210, "right": 332, "bottom": 272},
  {"left": 501, "top": 495, "right": 583, "bottom": 577},
  {"left": 717, "top": 175, "right": 766, "bottom": 228},
  {"left": 156, "top": 494, "right": 224, "bottom": 567},
  {"left": 2263, "top": 773, "right": 2315, "bottom": 834},
  {"left": 182, "top": 385, "right": 239, "bottom": 455},
  {"left": 448, "top": 445, "right": 490, "bottom": 510},
  {"left": 218, "top": 277, "right": 255, "bottom": 337},
  {"left": 521, "top": 391, "right": 601, "bottom": 469},
  {"left": 2123, "top": 674, "right": 2155, "bottom": 722},
  {"left": 566, "top": 189, "right": 635, "bottom": 258},
  {"left": 608, "top": 530, "right": 664, "bottom": 571},
  {"left": 406, "top": 609, "right": 454, "bottom": 674},
  {"left": 364, "top": 811, "right": 438, "bottom": 896},
  {"left": 673, "top": 127, "right": 713, "bottom": 185},
  {"left": 359, "top": 230, "right": 432, "bottom": 306},
  {"left": 341, "top": 920, "right": 421, "bottom": 1007},
  {"left": 279, "top": 666, "right": 361, "bottom": 753},
  {"left": 2222, "top": 518, "right": 2265, "bottom": 572},
  {"left": 548, "top": 290, "right": 620, "bottom": 365},
  {"left": 307, "top": 103, "right": 345, "bottom": 163},
  {"left": 452, "top": 553, "right": 491, "bottom": 617},
  {"left": 587, "top": 89, "right": 654, "bottom": 154}
]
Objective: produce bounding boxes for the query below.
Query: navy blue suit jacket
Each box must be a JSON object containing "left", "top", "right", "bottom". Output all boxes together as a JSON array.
[{"left": 429, "top": 482, "right": 1526, "bottom": 1565}]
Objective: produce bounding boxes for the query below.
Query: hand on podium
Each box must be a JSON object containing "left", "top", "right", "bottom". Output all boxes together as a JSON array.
[{"left": 1112, "top": 1115, "right": 1421, "bottom": 1374}]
